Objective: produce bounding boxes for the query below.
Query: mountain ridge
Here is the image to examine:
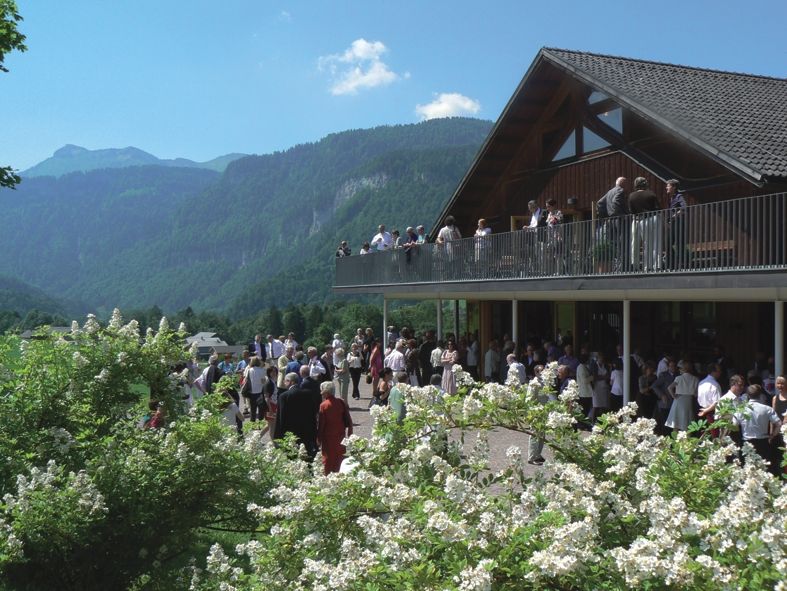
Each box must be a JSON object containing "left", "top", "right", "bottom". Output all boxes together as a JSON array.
[
  {"left": 23, "top": 144, "right": 247, "bottom": 177},
  {"left": 1, "top": 117, "right": 493, "bottom": 314}
]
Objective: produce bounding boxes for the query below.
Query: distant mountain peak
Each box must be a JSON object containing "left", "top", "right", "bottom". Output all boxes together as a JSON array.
[
  {"left": 53, "top": 144, "right": 89, "bottom": 157},
  {"left": 24, "top": 145, "right": 247, "bottom": 178}
]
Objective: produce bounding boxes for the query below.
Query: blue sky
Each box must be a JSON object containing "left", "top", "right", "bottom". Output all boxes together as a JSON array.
[{"left": 2, "top": 0, "right": 786, "bottom": 170}]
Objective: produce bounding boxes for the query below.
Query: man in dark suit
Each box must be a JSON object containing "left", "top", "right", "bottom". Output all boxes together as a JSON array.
[
  {"left": 299, "top": 365, "right": 320, "bottom": 396},
  {"left": 319, "top": 346, "right": 334, "bottom": 383},
  {"left": 274, "top": 371, "right": 321, "bottom": 458},
  {"left": 418, "top": 331, "right": 436, "bottom": 385}
]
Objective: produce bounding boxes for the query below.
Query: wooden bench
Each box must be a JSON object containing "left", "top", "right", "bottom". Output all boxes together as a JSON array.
[{"left": 687, "top": 239, "right": 736, "bottom": 268}]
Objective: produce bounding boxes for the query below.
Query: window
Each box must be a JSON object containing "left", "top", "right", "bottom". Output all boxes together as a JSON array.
[
  {"left": 582, "top": 127, "right": 609, "bottom": 152},
  {"left": 588, "top": 90, "right": 609, "bottom": 104},
  {"left": 597, "top": 107, "right": 622, "bottom": 133},
  {"left": 552, "top": 130, "right": 576, "bottom": 161}
]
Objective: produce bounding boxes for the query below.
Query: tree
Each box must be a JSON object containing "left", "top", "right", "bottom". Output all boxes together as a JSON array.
[
  {"left": 282, "top": 305, "right": 305, "bottom": 342},
  {"left": 1, "top": 0, "right": 27, "bottom": 189},
  {"left": 268, "top": 305, "right": 283, "bottom": 338}
]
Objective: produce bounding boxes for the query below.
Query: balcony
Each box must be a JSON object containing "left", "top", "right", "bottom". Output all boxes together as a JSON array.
[{"left": 335, "top": 192, "right": 787, "bottom": 289}]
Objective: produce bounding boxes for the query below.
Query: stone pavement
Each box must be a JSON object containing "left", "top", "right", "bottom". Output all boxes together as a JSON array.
[{"left": 340, "top": 378, "right": 552, "bottom": 476}]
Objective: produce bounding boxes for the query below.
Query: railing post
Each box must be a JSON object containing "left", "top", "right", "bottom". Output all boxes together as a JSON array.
[
  {"left": 776, "top": 300, "right": 784, "bottom": 378},
  {"left": 436, "top": 299, "right": 443, "bottom": 341},
  {"left": 383, "top": 298, "right": 389, "bottom": 347},
  {"left": 623, "top": 299, "right": 631, "bottom": 406},
  {"left": 453, "top": 300, "right": 459, "bottom": 340},
  {"left": 512, "top": 299, "right": 519, "bottom": 348}
]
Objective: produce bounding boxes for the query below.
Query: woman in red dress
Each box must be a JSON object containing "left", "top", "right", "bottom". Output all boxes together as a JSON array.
[
  {"left": 317, "top": 381, "right": 353, "bottom": 474},
  {"left": 369, "top": 337, "right": 384, "bottom": 393}
]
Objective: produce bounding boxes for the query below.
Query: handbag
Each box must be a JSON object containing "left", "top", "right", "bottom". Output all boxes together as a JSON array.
[
  {"left": 365, "top": 373, "right": 373, "bottom": 385},
  {"left": 240, "top": 368, "right": 252, "bottom": 397}
]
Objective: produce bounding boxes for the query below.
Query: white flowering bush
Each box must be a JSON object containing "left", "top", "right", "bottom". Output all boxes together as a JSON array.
[
  {"left": 191, "top": 366, "right": 787, "bottom": 591},
  {"left": 2, "top": 330, "right": 786, "bottom": 591},
  {"left": 0, "top": 313, "right": 296, "bottom": 590}
]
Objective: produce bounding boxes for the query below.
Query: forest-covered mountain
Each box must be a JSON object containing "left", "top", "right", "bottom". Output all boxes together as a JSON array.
[
  {"left": 23, "top": 144, "right": 246, "bottom": 177},
  {"left": 0, "top": 274, "right": 66, "bottom": 316},
  {"left": 0, "top": 118, "right": 492, "bottom": 315}
]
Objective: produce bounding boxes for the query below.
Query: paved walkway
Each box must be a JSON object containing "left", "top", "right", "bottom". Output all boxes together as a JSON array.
[{"left": 341, "top": 379, "right": 551, "bottom": 476}]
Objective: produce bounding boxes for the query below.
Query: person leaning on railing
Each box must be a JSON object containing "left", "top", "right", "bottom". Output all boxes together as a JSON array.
[
  {"left": 666, "top": 179, "right": 688, "bottom": 270},
  {"left": 403, "top": 227, "right": 419, "bottom": 263},
  {"left": 435, "top": 216, "right": 461, "bottom": 279},
  {"left": 628, "top": 177, "right": 663, "bottom": 272}
]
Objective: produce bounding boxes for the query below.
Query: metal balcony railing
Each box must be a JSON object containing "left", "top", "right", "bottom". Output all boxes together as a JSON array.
[{"left": 334, "top": 192, "right": 787, "bottom": 287}]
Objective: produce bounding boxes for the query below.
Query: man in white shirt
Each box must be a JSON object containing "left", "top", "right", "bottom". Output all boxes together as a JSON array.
[
  {"left": 700, "top": 374, "right": 745, "bottom": 419},
  {"left": 370, "top": 224, "right": 392, "bottom": 251},
  {"left": 307, "top": 347, "right": 326, "bottom": 379},
  {"left": 266, "top": 334, "right": 284, "bottom": 363},
  {"left": 284, "top": 332, "right": 299, "bottom": 351},
  {"left": 733, "top": 387, "right": 781, "bottom": 466},
  {"left": 697, "top": 363, "right": 723, "bottom": 416},
  {"left": 484, "top": 340, "right": 500, "bottom": 383},
  {"left": 505, "top": 353, "right": 527, "bottom": 385},
  {"left": 384, "top": 339, "right": 406, "bottom": 372},
  {"left": 656, "top": 352, "right": 671, "bottom": 377},
  {"left": 436, "top": 216, "right": 461, "bottom": 244},
  {"left": 527, "top": 200, "right": 545, "bottom": 229}
]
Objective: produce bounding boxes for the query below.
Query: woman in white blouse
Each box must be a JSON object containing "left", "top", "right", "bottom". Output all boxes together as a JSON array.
[{"left": 665, "top": 361, "right": 699, "bottom": 432}]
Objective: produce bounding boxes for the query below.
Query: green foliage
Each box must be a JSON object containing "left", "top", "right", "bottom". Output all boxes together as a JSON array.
[
  {"left": 189, "top": 369, "right": 787, "bottom": 591},
  {"left": 0, "top": 119, "right": 491, "bottom": 313},
  {"left": 0, "top": 0, "right": 25, "bottom": 72},
  {"left": 0, "top": 0, "right": 27, "bottom": 189},
  {"left": 0, "top": 312, "right": 297, "bottom": 590},
  {"left": 1, "top": 317, "right": 786, "bottom": 590},
  {"left": 0, "top": 274, "right": 67, "bottom": 318}
]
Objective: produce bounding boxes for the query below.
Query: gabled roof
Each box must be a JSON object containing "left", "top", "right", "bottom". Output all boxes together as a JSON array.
[
  {"left": 433, "top": 48, "right": 787, "bottom": 236},
  {"left": 542, "top": 48, "right": 787, "bottom": 182}
]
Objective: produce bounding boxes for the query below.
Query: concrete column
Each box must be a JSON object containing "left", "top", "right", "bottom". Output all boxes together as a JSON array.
[
  {"left": 623, "top": 299, "right": 631, "bottom": 405},
  {"left": 436, "top": 299, "right": 443, "bottom": 341},
  {"left": 383, "top": 298, "right": 389, "bottom": 346},
  {"left": 453, "top": 300, "right": 460, "bottom": 339},
  {"left": 512, "top": 299, "right": 519, "bottom": 347},
  {"left": 776, "top": 300, "right": 784, "bottom": 378}
]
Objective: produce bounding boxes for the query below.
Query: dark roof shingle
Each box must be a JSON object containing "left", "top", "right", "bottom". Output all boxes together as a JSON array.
[{"left": 543, "top": 48, "right": 787, "bottom": 180}]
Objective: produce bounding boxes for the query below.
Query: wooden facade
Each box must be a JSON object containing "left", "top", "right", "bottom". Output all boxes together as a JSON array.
[{"left": 442, "top": 56, "right": 783, "bottom": 239}]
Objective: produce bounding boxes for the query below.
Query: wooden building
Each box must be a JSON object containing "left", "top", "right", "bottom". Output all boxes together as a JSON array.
[{"left": 335, "top": 48, "right": 787, "bottom": 400}]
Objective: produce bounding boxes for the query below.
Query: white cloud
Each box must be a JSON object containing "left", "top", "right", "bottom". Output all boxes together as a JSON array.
[
  {"left": 415, "top": 93, "right": 481, "bottom": 120},
  {"left": 318, "top": 39, "right": 401, "bottom": 95},
  {"left": 279, "top": 10, "right": 292, "bottom": 22}
]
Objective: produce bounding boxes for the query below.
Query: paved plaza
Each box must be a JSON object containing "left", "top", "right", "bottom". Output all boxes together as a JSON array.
[{"left": 338, "top": 379, "right": 552, "bottom": 476}]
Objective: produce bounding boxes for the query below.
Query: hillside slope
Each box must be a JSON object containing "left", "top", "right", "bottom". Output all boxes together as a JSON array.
[{"left": 1, "top": 118, "right": 492, "bottom": 313}]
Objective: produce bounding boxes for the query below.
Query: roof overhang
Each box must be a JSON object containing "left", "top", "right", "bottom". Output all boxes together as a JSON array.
[{"left": 334, "top": 270, "right": 787, "bottom": 302}]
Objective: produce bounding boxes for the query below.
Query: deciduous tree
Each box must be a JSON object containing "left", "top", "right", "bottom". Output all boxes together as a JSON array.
[{"left": 0, "top": 0, "right": 27, "bottom": 189}]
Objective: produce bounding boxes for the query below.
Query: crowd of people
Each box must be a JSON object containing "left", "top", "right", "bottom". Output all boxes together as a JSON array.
[
  {"left": 521, "top": 338, "right": 786, "bottom": 473},
  {"left": 336, "top": 177, "right": 693, "bottom": 276},
  {"left": 144, "top": 325, "right": 786, "bottom": 475}
]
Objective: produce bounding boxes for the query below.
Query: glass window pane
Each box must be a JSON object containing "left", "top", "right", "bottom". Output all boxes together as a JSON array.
[
  {"left": 588, "top": 90, "right": 609, "bottom": 104},
  {"left": 552, "top": 130, "right": 576, "bottom": 161},
  {"left": 583, "top": 127, "right": 609, "bottom": 152},
  {"left": 597, "top": 107, "right": 622, "bottom": 132}
]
